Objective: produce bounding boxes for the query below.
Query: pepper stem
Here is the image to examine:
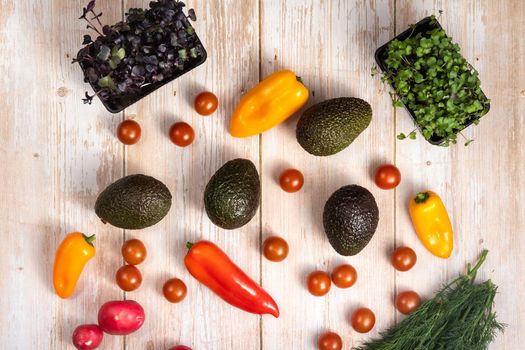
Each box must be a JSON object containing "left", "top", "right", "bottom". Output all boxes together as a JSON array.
[
  {"left": 414, "top": 192, "right": 430, "bottom": 203},
  {"left": 296, "top": 76, "right": 303, "bottom": 84},
  {"left": 83, "top": 234, "right": 96, "bottom": 246},
  {"left": 186, "top": 242, "right": 194, "bottom": 250}
]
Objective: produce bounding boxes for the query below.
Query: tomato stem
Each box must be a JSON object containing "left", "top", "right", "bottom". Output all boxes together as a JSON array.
[
  {"left": 415, "top": 192, "right": 430, "bottom": 203},
  {"left": 186, "top": 242, "right": 194, "bottom": 250}
]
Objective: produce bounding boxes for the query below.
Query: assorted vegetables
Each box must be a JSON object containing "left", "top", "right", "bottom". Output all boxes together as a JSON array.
[
  {"left": 356, "top": 250, "right": 503, "bottom": 349},
  {"left": 53, "top": 232, "right": 96, "bottom": 299},
  {"left": 409, "top": 190, "right": 454, "bottom": 258},
  {"left": 62, "top": 4, "right": 501, "bottom": 348},
  {"left": 229, "top": 70, "right": 309, "bottom": 137},
  {"left": 184, "top": 240, "right": 280, "bottom": 317}
]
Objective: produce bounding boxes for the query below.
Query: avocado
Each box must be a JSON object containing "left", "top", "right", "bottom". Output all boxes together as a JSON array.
[
  {"left": 323, "top": 185, "right": 379, "bottom": 256},
  {"left": 204, "top": 158, "right": 260, "bottom": 230},
  {"left": 95, "top": 174, "right": 172, "bottom": 230},
  {"left": 296, "top": 97, "right": 372, "bottom": 156}
]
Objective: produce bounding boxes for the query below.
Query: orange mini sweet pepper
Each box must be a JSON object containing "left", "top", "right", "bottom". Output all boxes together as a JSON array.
[
  {"left": 409, "top": 191, "right": 453, "bottom": 259},
  {"left": 53, "top": 232, "right": 96, "bottom": 299},
  {"left": 230, "top": 70, "right": 309, "bottom": 137}
]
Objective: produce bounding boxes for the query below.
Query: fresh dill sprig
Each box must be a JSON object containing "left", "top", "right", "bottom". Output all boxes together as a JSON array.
[{"left": 355, "top": 250, "right": 504, "bottom": 350}]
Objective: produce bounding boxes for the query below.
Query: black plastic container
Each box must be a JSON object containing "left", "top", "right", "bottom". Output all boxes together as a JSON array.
[
  {"left": 375, "top": 16, "right": 490, "bottom": 145},
  {"left": 77, "top": 24, "right": 207, "bottom": 114}
]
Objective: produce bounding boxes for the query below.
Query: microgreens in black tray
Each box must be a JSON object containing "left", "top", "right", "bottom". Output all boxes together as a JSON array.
[
  {"left": 74, "top": 0, "right": 205, "bottom": 113},
  {"left": 375, "top": 15, "right": 490, "bottom": 146}
]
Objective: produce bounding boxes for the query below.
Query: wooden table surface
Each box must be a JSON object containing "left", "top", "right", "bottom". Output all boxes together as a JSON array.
[{"left": 1, "top": 0, "right": 524, "bottom": 349}]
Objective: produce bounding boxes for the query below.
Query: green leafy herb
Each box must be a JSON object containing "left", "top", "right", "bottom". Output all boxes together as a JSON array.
[
  {"left": 380, "top": 15, "right": 490, "bottom": 146},
  {"left": 354, "top": 250, "right": 504, "bottom": 350}
]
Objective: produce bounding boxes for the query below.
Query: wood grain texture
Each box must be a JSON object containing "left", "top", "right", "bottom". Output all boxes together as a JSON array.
[
  {"left": 0, "top": 0, "right": 523, "bottom": 349},
  {"left": 395, "top": 1, "right": 525, "bottom": 349},
  {"left": 260, "top": 1, "right": 396, "bottom": 348},
  {"left": 0, "top": 0, "right": 124, "bottom": 349},
  {"left": 121, "top": 1, "right": 261, "bottom": 349}
]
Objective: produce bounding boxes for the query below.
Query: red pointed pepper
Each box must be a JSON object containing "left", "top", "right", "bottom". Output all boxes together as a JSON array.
[{"left": 184, "top": 240, "right": 279, "bottom": 317}]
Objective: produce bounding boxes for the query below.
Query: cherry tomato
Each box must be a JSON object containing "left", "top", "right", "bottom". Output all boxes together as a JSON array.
[
  {"left": 115, "top": 265, "right": 142, "bottom": 292},
  {"left": 351, "top": 307, "right": 376, "bottom": 333},
  {"left": 331, "top": 264, "right": 357, "bottom": 289},
  {"left": 163, "top": 278, "right": 187, "bottom": 303},
  {"left": 396, "top": 290, "right": 421, "bottom": 315},
  {"left": 169, "top": 122, "right": 195, "bottom": 147},
  {"left": 117, "top": 120, "right": 141, "bottom": 145},
  {"left": 121, "top": 239, "right": 147, "bottom": 265},
  {"left": 307, "top": 271, "right": 331, "bottom": 296},
  {"left": 194, "top": 91, "right": 218, "bottom": 116},
  {"left": 263, "top": 236, "right": 289, "bottom": 262},
  {"left": 374, "top": 164, "right": 401, "bottom": 190},
  {"left": 391, "top": 246, "right": 417, "bottom": 272},
  {"left": 318, "top": 331, "right": 342, "bottom": 350},
  {"left": 169, "top": 346, "right": 192, "bottom": 350},
  {"left": 72, "top": 324, "right": 103, "bottom": 350},
  {"left": 279, "top": 168, "right": 304, "bottom": 193}
]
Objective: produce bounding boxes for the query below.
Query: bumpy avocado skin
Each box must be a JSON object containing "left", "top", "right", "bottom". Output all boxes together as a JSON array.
[
  {"left": 204, "top": 158, "right": 261, "bottom": 230},
  {"left": 95, "top": 174, "right": 172, "bottom": 230},
  {"left": 296, "top": 97, "right": 372, "bottom": 156},
  {"left": 323, "top": 185, "right": 379, "bottom": 256}
]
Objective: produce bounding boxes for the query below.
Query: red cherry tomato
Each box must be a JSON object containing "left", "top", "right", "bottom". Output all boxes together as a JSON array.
[
  {"left": 318, "top": 331, "right": 343, "bottom": 350},
  {"left": 331, "top": 264, "right": 357, "bottom": 288},
  {"left": 72, "top": 324, "right": 103, "bottom": 350},
  {"left": 169, "top": 122, "right": 195, "bottom": 147},
  {"left": 121, "top": 239, "right": 147, "bottom": 265},
  {"left": 279, "top": 168, "right": 304, "bottom": 193},
  {"left": 169, "top": 346, "right": 192, "bottom": 350},
  {"left": 374, "top": 164, "right": 401, "bottom": 189},
  {"left": 307, "top": 271, "right": 331, "bottom": 296},
  {"left": 351, "top": 307, "right": 376, "bottom": 333},
  {"left": 117, "top": 120, "right": 141, "bottom": 145},
  {"left": 396, "top": 290, "right": 421, "bottom": 315},
  {"left": 163, "top": 278, "right": 187, "bottom": 303},
  {"left": 263, "top": 236, "right": 289, "bottom": 262},
  {"left": 194, "top": 91, "right": 218, "bottom": 116},
  {"left": 391, "top": 246, "right": 417, "bottom": 272},
  {"left": 97, "top": 300, "right": 145, "bottom": 335},
  {"left": 115, "top": 265, "right": 142, "bottom": 292}
]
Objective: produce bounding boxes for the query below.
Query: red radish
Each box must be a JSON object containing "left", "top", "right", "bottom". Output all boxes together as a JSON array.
[
  {"left": 97, "top": 300, "right": 145, "bottom": 335},
  {"left": 169, "top": 346, "right": 192, "bottom": 350},
  {"left": 72, "top": 324, "right": 103, "bottom": 350}
]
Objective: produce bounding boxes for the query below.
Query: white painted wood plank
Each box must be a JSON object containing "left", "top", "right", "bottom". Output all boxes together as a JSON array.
[
  {"left": 260, "top": 1, "right": 396, "bottom": 349},
  {"left": 0, "top": 0, "right": 124, "bottom": 349},
  {"left": 395, "top": 1, "right": 525, "bottom": 349},
  {"left": 121, "top": 1, "right": 261, "bottom": 349}
]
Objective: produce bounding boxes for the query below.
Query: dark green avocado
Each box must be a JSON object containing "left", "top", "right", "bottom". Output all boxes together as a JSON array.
[
  {"left": 95, "top": 174, "right": 172, "bottom": 230},
  {"left": 323, "top": 185, "right": 379, "bottom": 256},
  {"left": 204, "top": 158, "right": 260, "bottom": 230},
  {"left": 296, "top": 97, "right": 372, "bottom": 156}
]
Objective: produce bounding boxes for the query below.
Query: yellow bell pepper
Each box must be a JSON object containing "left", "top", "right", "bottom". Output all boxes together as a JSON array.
[
  {"left": 409, "top": 191, "right": 453, "bottom": 259},
  {"left": 230, "top": 70, "right": 309, "bottom": 137},
  {"left": 53, "top": 232, "right": 96, "bottom": 298}
]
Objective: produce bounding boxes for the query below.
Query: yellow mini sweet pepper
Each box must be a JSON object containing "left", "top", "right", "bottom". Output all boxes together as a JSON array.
[
  {"left": 53, "top": 232, "right": 96, "bottom": 298},
  {"left": 409, "top": 191, "right": 453, "bottom": 259},
  {"left": 229, "top": 70, "right": 309, "bottom": 137}
]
